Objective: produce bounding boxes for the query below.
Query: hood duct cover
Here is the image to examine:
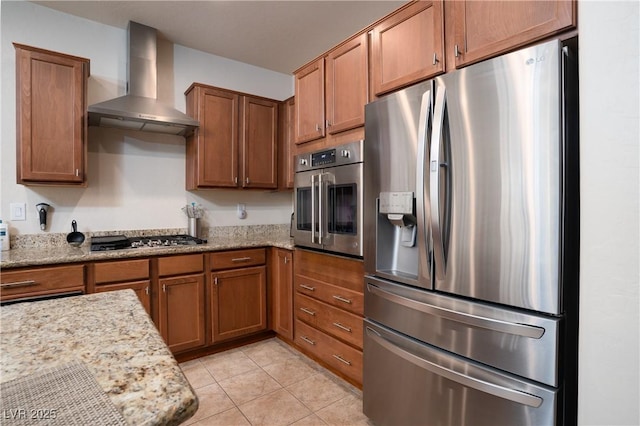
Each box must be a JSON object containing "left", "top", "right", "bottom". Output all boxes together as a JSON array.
[{"left": 88, "top": 21, "right": 199, "bottom": 136}]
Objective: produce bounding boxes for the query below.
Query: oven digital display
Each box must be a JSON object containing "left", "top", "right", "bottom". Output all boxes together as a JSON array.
[{"left": 311, "top": 149, "right": 336, "bottom": 167}]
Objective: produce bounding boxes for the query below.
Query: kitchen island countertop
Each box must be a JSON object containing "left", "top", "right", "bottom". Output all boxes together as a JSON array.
[{"left": 0, "top": 289, "right": 198, "bottom": 425}]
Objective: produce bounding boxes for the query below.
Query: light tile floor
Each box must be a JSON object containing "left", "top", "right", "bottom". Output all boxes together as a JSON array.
[{"left": 180, "top": 338, "right": 373, "bottom": 426}]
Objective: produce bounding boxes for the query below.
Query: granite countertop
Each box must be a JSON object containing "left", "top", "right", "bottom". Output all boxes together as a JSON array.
[
  {"left": 0, "top": 290, "right": 198, "bottom": 425},
  {"left": 1, "top": 234, "right": 295, "bottom": 269}
]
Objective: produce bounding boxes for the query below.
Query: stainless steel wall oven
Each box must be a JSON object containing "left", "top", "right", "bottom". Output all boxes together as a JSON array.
[{"left": 293, "top": 140, "right": 363, "bottom": 257}]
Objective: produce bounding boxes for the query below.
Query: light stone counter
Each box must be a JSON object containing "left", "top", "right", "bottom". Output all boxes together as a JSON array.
[
  {"left": 0, "top": 290, "right": 198, "bottom": 425},
  {"left": 1, "top": 225, "right": 294, "bottom": 269}
]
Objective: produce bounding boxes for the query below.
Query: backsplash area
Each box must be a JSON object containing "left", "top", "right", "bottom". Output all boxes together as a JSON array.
[{"left": 9, "top": 224, "right": 290, "bottom": 250}]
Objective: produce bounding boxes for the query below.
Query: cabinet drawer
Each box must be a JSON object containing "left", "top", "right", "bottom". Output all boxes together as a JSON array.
[
  {"left": 0, "top": 264, "right": 85, "bottom": 300},
  {"left": 295, "top": 293, "right": 363, "bottom": 349},
  {"left": 94, "top": 259, "right": 149, "bottom": 284},
  {"left": 295, "top": 275, "right": 363, "bottom": 316},
  {"left": 295, "top": 319, "right": 363, "bottom": 385},
  {"left": 210, "top": 248, "right": 266, "bottom": 270},
  {"left": 158, "top": 254, "right": 204, "bottom": 276}
]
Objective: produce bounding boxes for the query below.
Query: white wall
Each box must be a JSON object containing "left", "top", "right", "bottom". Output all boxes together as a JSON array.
[
  {"left": 0, "top": 1, "right": 294, "bottom": 235},
  {"left": 578, "top": 1, "right": 639, "bottom": 424}
]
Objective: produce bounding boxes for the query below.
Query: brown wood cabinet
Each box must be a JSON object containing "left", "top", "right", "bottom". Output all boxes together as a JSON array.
[
  {"left": 293, "top": 249, "right": 364, "bottom": 387},
  {"left": 294, "top": 33, "right": 369, "bottom": 147},
  {"left": 370, "top": 0, "right": 445, "bottom": 96},
  {"left": 278, "top": 97, "right": 295, "bottom": 190},
  {"left": 157, "top": 254, "right": 206, "bottom": 353},
  {"left": 270, "top": 248, "right": 294, "bottom": 340},
  {"left": 325, "top": 33, "right": 368, "bottom": 135},
  {"left": 209, "top": 249, "right": 267, "bottom": 343},
  {"left": 90, "top": 258, "right": 151, "bottom": 315},
  {"left": 449, "top": 0, "right": 576, "bottom": 68},
  {"left": 14, "top": 44, "right": 89, "bottom": 186},
  {"left": 294, "top": 58, "right": 325, "bottom": 144},
  {"left": 185, "top": 84, "right": 278, "bottom": 190},
  {"left": 0, "top": 264, "right": 85, "bottom": 303}
]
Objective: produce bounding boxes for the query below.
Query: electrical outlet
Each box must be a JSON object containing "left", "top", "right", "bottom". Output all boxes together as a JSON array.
[
  {"left": 10, "top": 203, "right": 26, "bottom": 221},
  {"left": 237, "top": 203, "right": 247, "bottom": 219}
]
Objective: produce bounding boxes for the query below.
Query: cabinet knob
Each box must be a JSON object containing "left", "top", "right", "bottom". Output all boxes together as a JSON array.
[
  {"left": 433, "top": 53, "right": 439, "bottom": 65},
  {"left": 245, "top": 177, "right": 250, "bottom": 185},
  {"left": 315, "top": 123, "right": 321, "bottom": 132},
  {"left": 214, "top": 277, "right": 219, "bottom": 285},
  {"left": 325, "top": 120, "right": 331, "bottom": 128},
  {"left": 454, "top": 44, "right": 460, "bottom": 58}
]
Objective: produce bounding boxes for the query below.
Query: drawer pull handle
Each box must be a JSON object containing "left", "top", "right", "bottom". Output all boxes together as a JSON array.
[
  {"left": 301, "top": 336, "right": 316, "bottom": 345},
  {"left": 231, "top": 257, "right": 252, "bottom": 262},
  {"left": 1, "top": 280, "right": 36, "bottom": 289},
  {"left": 333, "top": 295, "right": 352, "bottom": 304},
  {"left": 300, "top": 307, "right": 316, "bottom": 316},
  {"left": 332, "top": 354, "right": 351, "bottom": 366},
  {"left": 332, "top": 322, "right": 352, "bottom": 333},
  {"left": 299, "top": 284, "right": 315, "bottom": 291}
]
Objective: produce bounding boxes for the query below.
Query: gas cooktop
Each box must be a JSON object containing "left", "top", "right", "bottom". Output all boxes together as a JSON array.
[{"left": 90, "top": 235, "right": 207, "bottom": 251}]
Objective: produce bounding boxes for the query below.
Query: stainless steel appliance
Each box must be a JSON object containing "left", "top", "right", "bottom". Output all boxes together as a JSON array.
[
  {"left": 90, "top": 235, "right": 207, "bottom": 251},
  {"left": 293, "top": 140, "right": 363, "bottom": 257},
  {"left": 363, "top": 39, "right": 579, "bottom": 425}
]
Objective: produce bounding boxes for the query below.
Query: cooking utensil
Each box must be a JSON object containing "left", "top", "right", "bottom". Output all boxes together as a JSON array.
[{"left": 66, "top": 220, "right": 85, "bottom": 247}]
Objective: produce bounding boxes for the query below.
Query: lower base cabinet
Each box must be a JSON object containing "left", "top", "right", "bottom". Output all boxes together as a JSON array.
[
  {"left": 210, "top": 248, "right": 268, "bottom": 343},
  {"left": 157, "top": 254, "right": 206, "bottom": 354}
]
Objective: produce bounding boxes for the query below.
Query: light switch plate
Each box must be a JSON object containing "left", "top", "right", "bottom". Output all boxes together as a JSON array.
[{"left": 10, "top": 203, "right": 26, "bottom": 221}]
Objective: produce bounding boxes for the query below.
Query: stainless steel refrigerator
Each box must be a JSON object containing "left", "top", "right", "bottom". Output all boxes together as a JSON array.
[{"left": 362, "top": 38, "right": 579, "bottom": 425}]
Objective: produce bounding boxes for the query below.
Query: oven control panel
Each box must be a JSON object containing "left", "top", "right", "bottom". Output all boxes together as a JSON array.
[
  {"left": 312, "top": 149, "right": 336, "bottom": 167},
  {"left": 295, "top": 140, "right": 363, "bottom": 172}
]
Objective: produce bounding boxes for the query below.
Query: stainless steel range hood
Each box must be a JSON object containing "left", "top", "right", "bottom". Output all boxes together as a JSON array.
[{"left": 88, "top": 21, "right": 199, "bottom": 136}]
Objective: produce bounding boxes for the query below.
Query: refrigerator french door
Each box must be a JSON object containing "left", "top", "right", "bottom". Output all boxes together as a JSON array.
[
  {"left": 293, "top": 140, "right": 364, "bottom": 257},
  {"left": 363, "top": 39, "right": 579, "bottom": 426}
]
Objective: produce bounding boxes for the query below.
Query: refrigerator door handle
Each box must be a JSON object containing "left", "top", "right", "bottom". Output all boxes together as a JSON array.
[
  {"left": 366, "top": 283, "right": 544, "bottom": 339},
  {"left": 365, "top": 326, "right": 544, "bottom": 408},
  {"left": 416, "top": 88, "right": 432, "bottom": 282},
  {"left": 430, "top": 84, "right": 447, "bottom": 281}
]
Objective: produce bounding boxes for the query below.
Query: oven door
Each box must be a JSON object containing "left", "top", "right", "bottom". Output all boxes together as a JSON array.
[
  {"left": 323, "top": 162, "right": 363, "bottom": 257},
  {"left": 293, "top": 169, "right": 323, "bottom": 251}
]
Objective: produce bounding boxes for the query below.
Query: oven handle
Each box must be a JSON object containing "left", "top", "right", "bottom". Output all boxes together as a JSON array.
[
  {"left": 311, "top": 173, "right": 317, "bottom": 244},
  {"left": 318, "top": 172, "right": 323, "bottom": 245}
]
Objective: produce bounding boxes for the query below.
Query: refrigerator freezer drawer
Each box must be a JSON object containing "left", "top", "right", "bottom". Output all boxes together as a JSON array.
[
  {"left": 365, "top": 276, "right": 561, "bottom": 387},
  {"left": 363, "top": 320, "right": 558, "bottom": 426}
]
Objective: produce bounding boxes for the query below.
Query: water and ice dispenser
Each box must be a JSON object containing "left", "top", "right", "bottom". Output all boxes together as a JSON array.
[{"left": 375, "top": 191, "right": 419, "bottom": 281}]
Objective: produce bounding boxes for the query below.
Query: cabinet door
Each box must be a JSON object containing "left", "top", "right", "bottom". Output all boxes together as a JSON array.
[
  {"left": 370, "top": 1, "right": 445, "bottom": 96},
  {"left": 294, "top": 58, "right": 325, "bottom": 144},
  {"left": 186, "top": 86, "right": 239, "bottom": 188},
  {"left": 451, "top": 0, "right": 575, "bottom": 68},
  {"left": 271, "top": 249, "right": 293, "bottom": 340},
  {"left": 326, "top": 33, "right": 368, "bottom": 134},
  {"left": 15, "top": 44, "right": 89, "bottom": 185},
  {"left": 211, "top": 266, "right": 267, "bottom": 342},
  {"left": 95, "top": 281, "right": 151, "bottom": 315},
  {"left": 241, "top": 96, "right": 278, "bottom": 189},
  {"left": 158, "top": 274, "right": 206, "bottom": 353},
  {"left": 278, "top": 97, "right": 295, "bottom": 190}
]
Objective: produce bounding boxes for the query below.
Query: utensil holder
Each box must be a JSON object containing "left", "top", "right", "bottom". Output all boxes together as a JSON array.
[{"left": 188, "top": 217, "right": 199, "bottom": 238}]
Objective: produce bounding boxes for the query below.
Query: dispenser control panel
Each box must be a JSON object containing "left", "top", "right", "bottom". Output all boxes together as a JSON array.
[{"left": 379, "top": 192, "right": 414, "bottom": 214}]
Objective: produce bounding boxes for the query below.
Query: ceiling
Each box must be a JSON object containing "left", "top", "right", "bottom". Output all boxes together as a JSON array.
[{"left": 32, "top": 0, "right": 407, "bottom": 74}]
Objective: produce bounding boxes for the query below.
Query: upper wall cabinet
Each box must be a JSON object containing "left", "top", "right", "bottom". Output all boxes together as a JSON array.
[
  {"left": 185, "top": 83, "right": 278, "bottom": 190},
  {"left": 294, "top": 33, "right": 368, "bottom": 145},
  {"left": 370, "top": 1, "right": 445, "bottom": 96},
  {"left": 14, "top": 44, "right": 89, "bottom": 186},
  {"left": 450, "top": 0, "right": 576, "bottom": 68}
]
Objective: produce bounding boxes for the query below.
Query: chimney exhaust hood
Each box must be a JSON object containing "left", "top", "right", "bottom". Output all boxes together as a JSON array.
[{"left": 88, "top": 21, "right": 199, "bottom": 136}]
